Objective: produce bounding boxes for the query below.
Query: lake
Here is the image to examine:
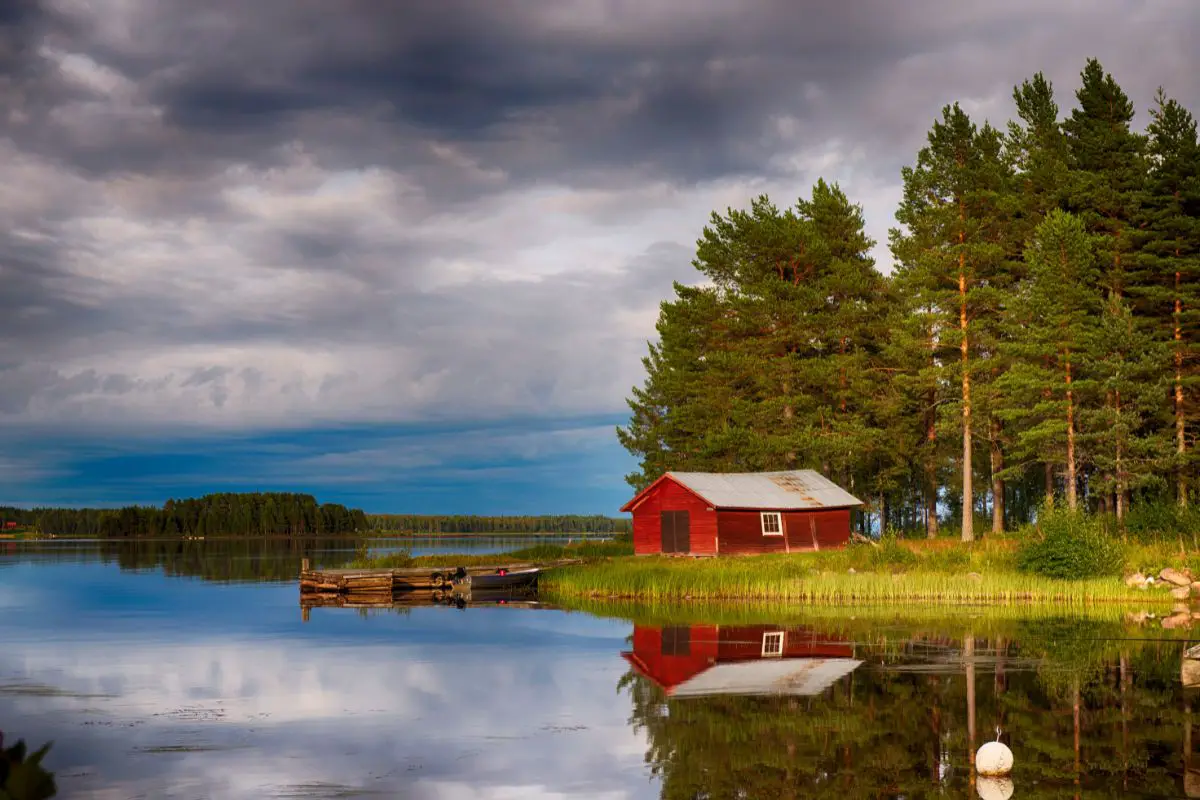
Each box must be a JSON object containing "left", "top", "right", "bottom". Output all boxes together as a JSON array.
[{"left": 2, "top": 537, "right": 1198, "bottom": 798}]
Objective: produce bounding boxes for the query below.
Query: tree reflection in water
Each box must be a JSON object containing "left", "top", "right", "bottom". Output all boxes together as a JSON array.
[
  {"left": 0, "top": 732, "right": 56, "bottom": 799},
  {"left": 619, "top": 618, "right": 1200, "bottom": 798}
]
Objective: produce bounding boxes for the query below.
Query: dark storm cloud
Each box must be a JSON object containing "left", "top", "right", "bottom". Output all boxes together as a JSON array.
[
  {"left": 16, "top": 0, "right": 1190, "bottom": 189},
  {"left": 3, "top": 0, "right": 1200, "bottom": 443}
]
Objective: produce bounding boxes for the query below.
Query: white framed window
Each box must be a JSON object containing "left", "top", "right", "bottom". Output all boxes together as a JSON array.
[
  {"left": 760, "top": 511, "right": 783, "bottom": 536},
  {"left": 762, "top": 631, "right": 785, "bottom": 657}
]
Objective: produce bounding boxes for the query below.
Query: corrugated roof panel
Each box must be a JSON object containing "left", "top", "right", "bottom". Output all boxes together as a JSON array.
[
  {"left": 671, "top": 658, "right": 864, "bottom": 698},
  {"left": 668, "top": 470, "right": 862, "bottom": 510}
]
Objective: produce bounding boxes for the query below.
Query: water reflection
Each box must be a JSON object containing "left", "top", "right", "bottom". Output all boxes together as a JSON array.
[
  {"left": 618, "top": 619, "right": 1200, "bottom": 799},
  {"left": 0, "top": 535, "right": 584, "bottom": 584},
  {"left": 621, "top": 623, "right": 862, "bottom": 698},
  {"left": 7, "top": 542, "right": 1200, "bottom": 797}
]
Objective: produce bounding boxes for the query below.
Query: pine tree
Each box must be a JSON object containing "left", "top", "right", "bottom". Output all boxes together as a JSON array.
[
  {"left": 1063, "top": 58, "right": 1146, "bottom": 296},
  {"left": 997, "top": 210, "right": 1103, "bottom": 510},
  {"left": 1131, "top": 89, "right": 1200, "bottom": 506},
  {"left": 619, "top": 185, "right": 886, "bottom": 498},
  {"left": 1005, "top": 71, "right": 1072, "bottom": 503},
  {"left": 617, "top": 283, "right": 732, "bottom": 489},
  {"left": 891, "top": 104, "right": 1010, "bottom": 540},
  {"left": 1080, "top": 293, "right": 1168, "bottom": 524},
  {"left": 879, "top": 273, "right": 944, "bottom": 537},
  {"left": 1062, "top": 58, "right": 1147, "bottom": 512}
]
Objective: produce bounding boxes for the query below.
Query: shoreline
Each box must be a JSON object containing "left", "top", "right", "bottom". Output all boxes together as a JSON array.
[{"left": 350, "top": 539, "right": 1187, "bottom": 608}]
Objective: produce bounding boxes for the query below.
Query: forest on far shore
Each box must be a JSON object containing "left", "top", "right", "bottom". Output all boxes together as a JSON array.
[
  {"left": 619, "top": 57, "right": 1200, "bottom": 541},
  {"left": 0, "top": 493, "right": 368, "bottom": 538},
  {"left": 1, "top": 496, "right": 632, "bottom": 538}
]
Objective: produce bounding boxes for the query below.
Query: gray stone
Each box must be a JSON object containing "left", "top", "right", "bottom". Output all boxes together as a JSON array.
[
  {"left": 1161, "top": 568, "right": 1192, "bottom": 587},
  {"left": 1163, "top": 612, "right": 1193, "bottom": 629}
]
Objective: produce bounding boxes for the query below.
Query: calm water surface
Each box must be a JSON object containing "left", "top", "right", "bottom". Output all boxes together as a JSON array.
[{"left": 2, "top": 538, "right": 1199, "bottom": 798}]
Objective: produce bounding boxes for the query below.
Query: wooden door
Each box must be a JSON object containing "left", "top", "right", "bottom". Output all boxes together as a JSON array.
[
  {"left": 675, "top": 510, "right": 690, "bottom": 553},
  {"left": 660, "top": 510, "right": 691, "bottom": 553}
]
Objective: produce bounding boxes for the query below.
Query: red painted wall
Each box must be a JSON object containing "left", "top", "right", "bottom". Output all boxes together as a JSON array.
[
  {"left": 716, "top": 625, "right": 854, "bottom": 661},
  {"left": 622, "top": 623, "right": 853, "bottom": 694},
  {"left": 630, "top": 478, "right": 719, "bottom": 556},
  {"left": 622, "top": 624, "right": 720, "bottom": 691},
  {"left": 715, "top": 508, "right": 850, "bottom": 554}
]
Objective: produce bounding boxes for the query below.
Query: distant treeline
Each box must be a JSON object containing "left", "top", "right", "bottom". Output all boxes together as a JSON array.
[
  {"left": 0, "top": 492, "right": 368, "bottom": 538},
  {"left": 366, "top": 514, "right": 632, "bottom": 534}
]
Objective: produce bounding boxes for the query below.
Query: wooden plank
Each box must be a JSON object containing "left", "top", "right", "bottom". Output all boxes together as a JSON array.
[{"left": 298, "top": 559, "right": 581, "bottom": 594}]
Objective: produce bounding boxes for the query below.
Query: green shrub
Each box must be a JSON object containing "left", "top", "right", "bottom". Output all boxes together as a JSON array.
[
  {"left": 866, "top": 534, "right": 919, "bottom": 572},
  {"left": 922, "top": 547, "right": 971, "bottom": 572},
  {"left": 1016, "top": 507, "right": 1125, "bottom": 580},
  {"left": 1123, "top": 502, "right": 1200, "bottom": 547},
  {"left": 1, "top": 733, "right": 57, "bottom": 800}
]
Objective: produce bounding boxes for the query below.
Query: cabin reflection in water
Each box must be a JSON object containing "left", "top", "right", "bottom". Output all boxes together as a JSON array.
[
  {"left": 620, "top": 622, "right": 1200, "bottom": 798},
  {"left": 621, "top": 623, "right": 862, "bottom": 698}
]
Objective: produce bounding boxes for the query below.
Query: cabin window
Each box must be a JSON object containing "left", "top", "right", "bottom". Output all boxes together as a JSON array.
[
  {"left": 662, "top": 625, "right": 691, "bottom": 656},
  {"left": 762, "top": 631, "right": 785, "bottom": 657},
  {"left": 760, "top": 511, "right": 783, "bottom": 536}
]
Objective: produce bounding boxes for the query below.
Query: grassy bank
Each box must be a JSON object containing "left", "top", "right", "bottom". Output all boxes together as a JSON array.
[
  {"left": 349, "top": 535, "right": 1189, "bottom": 606},
  {"left": 542, "top": 557, "right": 1162, "bottom": 604}
]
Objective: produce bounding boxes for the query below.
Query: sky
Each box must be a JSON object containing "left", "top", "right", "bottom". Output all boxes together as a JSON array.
[{"left": 3, "top": 1, "right": 1200, "bottom": 514}]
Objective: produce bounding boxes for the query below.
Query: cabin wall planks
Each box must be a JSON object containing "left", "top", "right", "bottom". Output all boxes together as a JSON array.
[
  {"left": 630, "top": 480, "right": 718, "bottom": 556},
  {"left": 716, "top": 509, "right": 851, "bottom": 554}
]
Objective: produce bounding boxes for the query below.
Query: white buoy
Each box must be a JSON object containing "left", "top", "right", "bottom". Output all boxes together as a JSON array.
[
  {"left": 976, "top": 776, "right": 1014, "bottom": 800},
  {"left": 976, "top": 741, "right": 1014, "bottom": 776}
]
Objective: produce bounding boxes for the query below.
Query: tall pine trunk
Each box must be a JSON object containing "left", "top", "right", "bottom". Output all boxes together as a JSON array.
[
  {"left": 965, "top": 633, "right": 977, "bottom": 790},
  {"left": 990, "top": 418, "right": 1004, "bottom": 533},
  {"left": 1042, "top": 355, "right": 1055, "bottom": 505},
  {"left": 1066, "top": 350, "right": 1078, "bottom": 511},
  {"left": 1115, "top": 389, "right": 1125, "bottom": 525},
  {"left": 783, "top": 376, "right": 796, "bottom": 466},
  {"left": 960, "top": 263, "right": 974, "bottom": 542},
  {"left": 1177, "top": 270, "right": 1187, "bottom": 508},
  {"left": 926, "top": 321, "right": 939, "bottom": 539}
]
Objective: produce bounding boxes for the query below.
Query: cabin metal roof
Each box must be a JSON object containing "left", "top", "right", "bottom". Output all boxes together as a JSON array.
[
  {"left": 670, "top": 657, "right": 864, "bottom": 698},
  {"left": 665, "top": 469, "right": 863, "bottom": 510}
]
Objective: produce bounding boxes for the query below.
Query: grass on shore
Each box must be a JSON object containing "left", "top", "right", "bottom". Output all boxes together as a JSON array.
[
  {"left": 542, "top": 558, "right": 1158, "bottom": 604},
  {"left": 349, "top": 535, "right": 1188, "bottom": 605}
]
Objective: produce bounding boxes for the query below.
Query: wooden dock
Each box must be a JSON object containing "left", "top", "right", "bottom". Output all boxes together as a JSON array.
[
  {"left": 297, "top": 557, "right": 577, "bottom": 621},
  {"left": 299, "top": 558, "right": 579, "bottom": 595}
]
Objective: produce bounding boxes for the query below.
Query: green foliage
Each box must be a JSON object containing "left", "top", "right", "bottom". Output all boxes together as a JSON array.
[
  {"left": 4, "top": 493, "right": 368, "bottom": 538},
  {"left": 364, "top": 514, "right": 631, "bottom": 534},
  {"left": 619, "top": 55, "right": 1200, "bottom": 537},
  {"left": 1015, "top": 507, "right": 1125, "bottom": 579},
  {"left": 616, "top": 182, "right": 892, "bottom": 498},
  {"left": 0, "top": 734, "right": 57, "bottom": 800},
  {"left": 863, "top": 534, "right": 918, "bottom": 572}
]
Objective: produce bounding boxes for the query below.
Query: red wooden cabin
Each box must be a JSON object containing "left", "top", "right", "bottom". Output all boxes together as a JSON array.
[
  {"left": 620, "top": 470, "right": 863, "bottom": 556},
  {"left": 621, "top": 623, "right": 861, "bottom": 698}
]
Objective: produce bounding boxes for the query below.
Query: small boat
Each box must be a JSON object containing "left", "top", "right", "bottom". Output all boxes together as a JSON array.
[{"left": 453, "top": 566, "right": 540, "bottom": 591}]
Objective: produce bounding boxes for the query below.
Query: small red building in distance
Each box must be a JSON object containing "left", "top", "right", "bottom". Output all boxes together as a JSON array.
[
  {"left": 622, "top": 623, "right": 862, "bottom": 698},
  {"left": 620, "top": 469, "right": 863, "bottom": 556}
]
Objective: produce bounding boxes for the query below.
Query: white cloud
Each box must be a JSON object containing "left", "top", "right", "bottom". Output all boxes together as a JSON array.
[{"left": 0, "top": 623, "right": 653, "bottom": 798}]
